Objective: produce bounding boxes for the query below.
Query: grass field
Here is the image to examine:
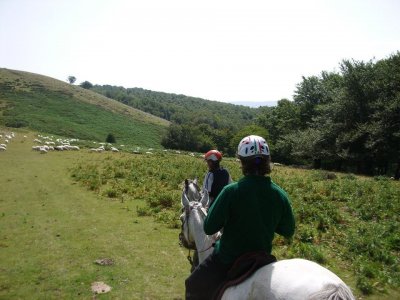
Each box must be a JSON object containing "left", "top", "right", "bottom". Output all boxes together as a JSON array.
[
  {"left": 1, "top": 128, "right": 399, "bottom": 299},
  {"left": 0, "top": 130, "right": 188, "bottom": 299}
]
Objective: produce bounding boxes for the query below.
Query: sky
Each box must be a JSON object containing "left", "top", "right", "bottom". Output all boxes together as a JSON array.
[{"left": 0, "top": 0, "right": 399, "bottom": 105}]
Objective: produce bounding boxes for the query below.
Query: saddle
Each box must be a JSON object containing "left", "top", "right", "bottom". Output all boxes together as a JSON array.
[{"left": 214, "top": 251, "right": 277, "bottom": 300}]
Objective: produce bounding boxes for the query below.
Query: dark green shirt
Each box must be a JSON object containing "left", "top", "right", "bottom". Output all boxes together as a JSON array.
[{"left": 204, "top": 175, "right": 295, "bottom": 264}]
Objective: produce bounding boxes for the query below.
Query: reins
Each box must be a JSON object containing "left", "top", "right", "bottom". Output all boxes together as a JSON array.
[{"left": 179, "top": 199, "right": 218, "bottom": 269}]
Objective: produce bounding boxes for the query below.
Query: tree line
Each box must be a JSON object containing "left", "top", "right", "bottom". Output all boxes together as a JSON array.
[
  {"left": 259, "top": 52, "right": 400, "bottom": 176},
  {"left": 90, "top": 52, "right": 400, "bottom": 176}
]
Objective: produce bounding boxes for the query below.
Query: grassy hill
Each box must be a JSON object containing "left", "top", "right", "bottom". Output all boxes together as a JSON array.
[
  {"left": 91, "top": 85, "right": 258, "bottom": 129},
  {"left": 0, "top": 68, "right": 170, "bottom": 148}
]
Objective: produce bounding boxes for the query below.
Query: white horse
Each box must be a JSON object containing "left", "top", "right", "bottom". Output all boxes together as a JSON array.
[{"left": 180, "top": 179, "right": 355, "bottom": 300}]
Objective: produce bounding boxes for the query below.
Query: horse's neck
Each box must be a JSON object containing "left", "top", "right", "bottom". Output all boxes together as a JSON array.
[{"left": 189, "top": 209, "right": 215, "bottom": 263}]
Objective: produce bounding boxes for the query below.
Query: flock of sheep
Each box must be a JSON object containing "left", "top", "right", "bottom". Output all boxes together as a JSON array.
[
  {"left": 0, "top": 131, "right": 16, "bottom": 151},
  {"left": 31, "top": 135, "right": 82, "bottom": 154},
  {"left": 0, "top": 131, "right": 199, "bottom": 157},
  {"left": 0, "top": 132, "right": 122, "bottom": 154},
  {"left": 31, "top": 135, "right": 123, "bottom": 154}
]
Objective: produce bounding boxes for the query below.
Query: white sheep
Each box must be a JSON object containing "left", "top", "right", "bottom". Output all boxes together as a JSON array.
[
  {"left": 111, "top": 147, "right": 119, "bottom": 152},
  {"left": 67, "top": 145, "right": 80, "bottom": 151},
  {"left": 0, "top": 144, "right": 6, "bottom": 148},
  {"left": 0, "top": 146, "right": 6, "bottom": 151}
]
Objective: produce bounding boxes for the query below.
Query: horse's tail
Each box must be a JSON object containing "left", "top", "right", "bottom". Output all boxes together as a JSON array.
[{"left": 309, "top": 283, "right": 355, "bottom": 300}]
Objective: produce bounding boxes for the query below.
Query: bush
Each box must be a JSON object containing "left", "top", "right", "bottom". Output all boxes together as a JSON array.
[
  {"left": 5, "top": 119, "right": 29, "bottom": 128},
  {"left": 105, "top": 188, "right": 118, "bottom": 198},
  {"left": 357, "top": 276, "right": 374, "bottom": 295},
  {"left": 106, "top": 133, "right": 116, "bottom": 144}
]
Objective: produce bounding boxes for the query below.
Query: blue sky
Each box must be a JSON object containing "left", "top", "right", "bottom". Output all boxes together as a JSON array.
[{"left": 0, "top": 0, "right": 399, "bottom": 104}]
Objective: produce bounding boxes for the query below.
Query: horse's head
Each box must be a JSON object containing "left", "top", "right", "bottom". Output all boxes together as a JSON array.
[
  {"left": 183, "top": 178, "right": 202, "bottom": 202},
  {"left": 179, "top": 179, "right": 209, "bottom": 250}
]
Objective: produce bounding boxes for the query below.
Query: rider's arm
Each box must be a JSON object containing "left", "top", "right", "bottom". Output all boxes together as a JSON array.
[{"left": 275, "top": 194, "right": 295, "bottom": 238}]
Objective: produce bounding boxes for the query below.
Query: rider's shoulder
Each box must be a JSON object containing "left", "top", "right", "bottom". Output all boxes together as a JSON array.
[{"left": 270, "top": 181, "right": 289, "bottom": 199}]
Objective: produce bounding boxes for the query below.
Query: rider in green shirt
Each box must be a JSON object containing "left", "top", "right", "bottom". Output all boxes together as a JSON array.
[
  {"left": 205, "top": 174, "right": 295, "bottom": 264},
  {"left": 185, "top": 135, "right": 295, "bottom": 300}
]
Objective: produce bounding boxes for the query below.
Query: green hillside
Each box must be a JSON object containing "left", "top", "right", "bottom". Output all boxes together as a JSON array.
[
  {"left": 91, "top": 85, "right": 258, "bottom": 128},
  {"left": 0, "top": 68, "right": 169, "bottom": 147}
]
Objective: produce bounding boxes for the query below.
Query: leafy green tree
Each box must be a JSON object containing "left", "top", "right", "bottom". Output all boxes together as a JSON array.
[
  {"left": 293, "top": 76, "right": 325, "bottom": 126},
  {"left": 230, "top": 124, "right": 270, "bottom": 155},
  {"left": 161, "top": 124, "right": 216, "bottom": 152},
  {"left": 106, "top": 133, "right": 116, "bottom": 144},
  {"left": 67, "top": 76, "right": 76, "bottom": 84},
  {"left": 80, "top": 81, "right": 93, "bottom": 89},
  {"left": 257, "top": 99, "right": 301, "bottom": 145}
]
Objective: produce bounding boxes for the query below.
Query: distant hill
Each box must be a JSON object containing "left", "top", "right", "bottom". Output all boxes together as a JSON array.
[
  {"left": 230, "top": 101, "right": 278, "bottom": 108},
  {"left": 0, "top": 68, "right": 169, "bottom": 147},
  {"left": 91, "top": 85, "right": 258, "bottom": 130}
]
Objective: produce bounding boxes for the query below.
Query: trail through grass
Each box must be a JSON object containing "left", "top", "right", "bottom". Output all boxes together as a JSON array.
[{"left": 0, "top": 130, "right": 188, "bottom": 299}]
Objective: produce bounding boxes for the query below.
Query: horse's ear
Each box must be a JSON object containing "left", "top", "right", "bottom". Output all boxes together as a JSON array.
[
  {"left": 184, "top": 179, "right": 189, "bottom": 193},
  {"left": 181, "top": 191, "right": 190, "bottom": 208},
  {"left": 200, "top": 189, "right": 209, "bottom": 208}
]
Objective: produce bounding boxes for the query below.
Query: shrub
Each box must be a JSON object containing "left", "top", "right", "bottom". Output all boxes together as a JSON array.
[
  {"left": 136, "top": 206, "right": 152, "bottom": 216},
  {"left": 106, "top": 133, "right": 116, "bottom": 144},
  {"left": 357, "top": 276, "right": 373, "bottom": 295},
  {"left": 155, "top": 210, "right": 180, "bottom": 228},
  {"left": 105, "top": 188, "right": 118, "bottom": 198}
]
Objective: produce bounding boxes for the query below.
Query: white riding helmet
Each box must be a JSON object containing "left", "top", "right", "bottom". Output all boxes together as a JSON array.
[{"left": 237, "top": 135, "right": 270, "bottom": 158}]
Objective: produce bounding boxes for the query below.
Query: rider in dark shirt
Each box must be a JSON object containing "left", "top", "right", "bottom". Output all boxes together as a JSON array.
[{"left": 202, "top": 150, "right": 232, "bottom": 209}]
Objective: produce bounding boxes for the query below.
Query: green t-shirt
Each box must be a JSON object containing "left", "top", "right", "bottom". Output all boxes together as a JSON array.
[{"left": 204, "top": 175, "right": 295, "bottom": 264}]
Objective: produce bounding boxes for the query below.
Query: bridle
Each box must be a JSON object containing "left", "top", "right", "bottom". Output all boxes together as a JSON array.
[
  {"left": 179, "top": 199, "right": 217, "bottom": 267},
  {"left": 184, "top": 179, "right": 202, "bottom": 202}
]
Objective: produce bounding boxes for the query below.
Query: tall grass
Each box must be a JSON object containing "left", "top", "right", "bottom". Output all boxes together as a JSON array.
[{"left": 71, "top": 155, "right": 400, "bottom": 296}]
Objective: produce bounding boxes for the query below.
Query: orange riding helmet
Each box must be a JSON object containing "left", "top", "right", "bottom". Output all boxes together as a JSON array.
[{"left": 204, "top": 150, "right": 223, "bottom": 162}]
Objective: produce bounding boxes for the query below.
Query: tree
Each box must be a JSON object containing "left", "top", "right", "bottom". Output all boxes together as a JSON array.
[
  {"left": 106, "top": 133, "right": 116, "bottom": 144},
  {"left": 80, "top": 81, "right": 93, "bottom": 89},
  {"left": 230, "top": 125, "right": 270, "bottom": 156},
  {"left": 257, "top": 99, "right": 301, "bottom": 144},
  {"left": 161, "top": 124, "right": 216, "bottom": 152},
  {"left": 67, "top": 76, "right": 76, "bottom": 84}
]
